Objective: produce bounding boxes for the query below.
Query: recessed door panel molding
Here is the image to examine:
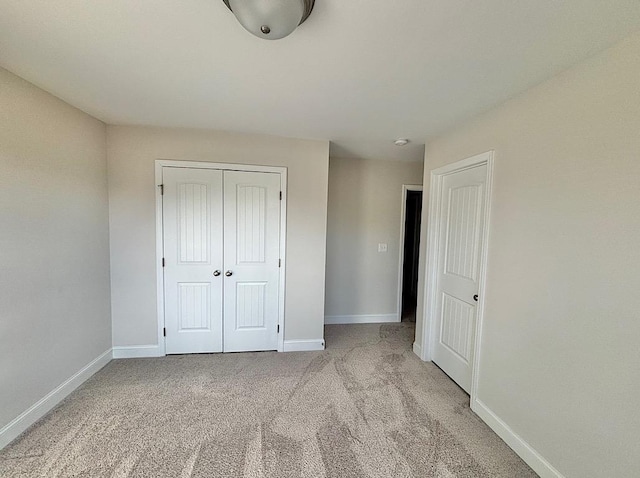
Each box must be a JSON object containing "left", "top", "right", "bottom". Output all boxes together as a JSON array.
[
  {"left": 420, "top": 151, "right": 493, "bottom": 398},
  {"left": 178, "top": 283, "right": 211, "bottom": 331},
  {"left": 444, "top": 184, "right": 482, "bottom": 281},
  {"left": 236, "top": 282, "right": 267, "bottom": 329},
  {"left": 177, "top": 182, "right": 210, "bottom": 264},
  {"left": 236, "top": 185, "right": 267, "bottom": 264},
  {"left": 440, "top": 293, "right": 473, "bottom": 363},
  {"left": 157, "top": 161, "right": 287, "bottom": 356}
]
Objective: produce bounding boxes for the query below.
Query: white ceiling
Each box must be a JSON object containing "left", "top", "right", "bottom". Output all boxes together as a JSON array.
[{"left": 1, "top": 1, "right": 640, "bottom": 161}]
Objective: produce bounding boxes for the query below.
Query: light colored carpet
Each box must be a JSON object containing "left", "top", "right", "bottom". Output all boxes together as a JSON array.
[{"left": 0, "top": 323, "right": 536, "bottom": 477}]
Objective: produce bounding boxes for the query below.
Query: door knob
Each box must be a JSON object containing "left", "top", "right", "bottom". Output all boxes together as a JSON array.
[
  {"left": 473, "top": 294, "right": 478, "bottom": 302},
  {"left": 225, "top": 270, "right": 233, "bottom": 277},
  {"left": 213, "top": 270, "right": 221, "bottom": 277}
]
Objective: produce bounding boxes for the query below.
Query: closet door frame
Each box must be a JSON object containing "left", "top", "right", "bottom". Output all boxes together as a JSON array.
[{"left": 155, "top": 159, "right": 288, "bottom": 355}]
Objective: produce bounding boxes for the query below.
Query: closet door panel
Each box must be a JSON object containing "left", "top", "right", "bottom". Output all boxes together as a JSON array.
[
  {"left": 163, "top": 167, "right": 223, "bottom": 354},
  {"left": 223, "top": 171, "right": 280, "bottom": 352}
]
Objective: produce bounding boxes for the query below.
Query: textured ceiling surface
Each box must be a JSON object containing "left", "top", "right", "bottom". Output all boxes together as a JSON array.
[{"left": 1, "top": 0, "right": 640, "bottom": 161}]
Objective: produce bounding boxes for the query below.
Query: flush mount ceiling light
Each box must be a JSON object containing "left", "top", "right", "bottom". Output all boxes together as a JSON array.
[
  {"left": 222, "top": 0, "right": 315, "bottom": 40},
  {"left": 394, "top": 139, "right": 410, "bottom": 146}
]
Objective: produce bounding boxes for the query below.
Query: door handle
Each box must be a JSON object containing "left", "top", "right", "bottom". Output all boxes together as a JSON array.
[
  {"left": 213, "top": 270, "right": 221, "bottom": 277},
  {"left": 473, "top": 294, "right": 478, "bottom": 302},
  {"left": 225, "top": 270, "right": 233, "bottom": 277}
]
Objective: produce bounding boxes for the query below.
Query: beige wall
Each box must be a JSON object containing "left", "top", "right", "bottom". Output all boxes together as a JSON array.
[
  {"left": 325, "top": 157, "right": 423, "bottom": 319},
  {"left": 417, "top": 33, "right": 640, "bottom": 477},
  {"left": 107, "top": 126, "right": 330, "bottom": 346},
  {"left": 0, "top": 68, "right": 111, "bottom": 430}
]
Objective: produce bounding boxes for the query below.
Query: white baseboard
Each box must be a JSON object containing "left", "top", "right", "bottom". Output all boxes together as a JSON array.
[
  {"left": 412, "top": 341, "right": 423, "bottom": 359},
  {"left": 112, "top": 345, "right": 163, "bottom": 359},
  {"left": 471, "top": 398, "right": 564, "bottom": 478},
  {"left": 0, "top": 348, "right": 112, "bottom": 450},
  {"left": 324, "top": 314, "right": 399, "bottom": 325},
  {"left": 282, "top": 339, "right": 325, "bottom": 352}
]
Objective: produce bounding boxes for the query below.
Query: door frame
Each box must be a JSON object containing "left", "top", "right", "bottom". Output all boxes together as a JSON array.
[
  {"left": 418, "top": 151, "right": 494, "bottom": 401},
  {"left": 155, "top": 159, "right": 288, "bottom": 355},
  {"left": 396, "top": 184, "right": 423, "bottom": 320}
]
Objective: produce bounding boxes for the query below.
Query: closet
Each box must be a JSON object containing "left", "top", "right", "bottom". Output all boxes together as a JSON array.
[{"left": 160, "top": 164, "right": 284, "bottom": 354}]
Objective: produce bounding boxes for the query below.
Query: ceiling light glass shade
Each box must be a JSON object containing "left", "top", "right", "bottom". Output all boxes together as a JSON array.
[{"left": 223, "top": 0, "right": 314, "bottom": 40}]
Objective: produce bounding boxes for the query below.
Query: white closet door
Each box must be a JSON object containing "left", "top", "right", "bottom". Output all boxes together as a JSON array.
[
  {"left": 163, "top": 167, "right": 223, "bottom": 354},
  {"left": 223, "top": 170, "right": 281, "bottom": 352},
  {"left": 432, "top": 164, "right": 487, "bottom": 392}
]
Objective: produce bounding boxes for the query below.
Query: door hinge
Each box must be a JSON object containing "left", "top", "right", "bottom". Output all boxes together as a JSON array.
[
  {"left": 278, "top": 259, "right": 281, "bottom": 268},
  {"left": 279, "top": 191, "right": 282, "bottom": 200},
  {"left": 159, "top": 184, "right": 164, "bottom": 195},
  {"left": 277, "top": 324, "right": 280, "bottom": 333},
  {"left": 163, "top": 327, "right": 166, "bottom": 337},
  {"left": 162, "top": 257, "right": 165, "bottom": 267}
]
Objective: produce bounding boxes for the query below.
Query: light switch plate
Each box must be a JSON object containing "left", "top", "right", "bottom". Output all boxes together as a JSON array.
[{"left": 378, "top": 243, "right": 388, "bottom": 252}]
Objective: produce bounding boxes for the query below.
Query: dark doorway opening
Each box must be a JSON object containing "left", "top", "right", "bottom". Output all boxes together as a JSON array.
[{"left": 401, "top": 190, "right": 422, "bottom": 322}]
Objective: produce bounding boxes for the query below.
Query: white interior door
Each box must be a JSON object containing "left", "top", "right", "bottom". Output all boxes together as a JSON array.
[
  {"left": 432, "top": 164, "right": 487, "bottom": 392},
  {"left": 223, "top": 170, "right": 281, "bottom": 352},
  {"left": 163, "top": 167, "right": 223, "bottom": 354}
]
